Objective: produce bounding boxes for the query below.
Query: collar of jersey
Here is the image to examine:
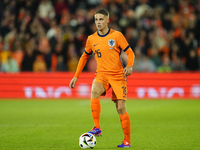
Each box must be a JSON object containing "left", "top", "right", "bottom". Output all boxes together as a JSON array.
[{"left": 97, "top": 28, "right": 110, "bottom": 37}]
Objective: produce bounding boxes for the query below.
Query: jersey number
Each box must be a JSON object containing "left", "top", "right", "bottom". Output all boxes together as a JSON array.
[
  {"left": 95, "top": 49, "right": 101, "bottom": 58},
  {"left": 122, "top": 86, "right": 127, "bottom": 98}
]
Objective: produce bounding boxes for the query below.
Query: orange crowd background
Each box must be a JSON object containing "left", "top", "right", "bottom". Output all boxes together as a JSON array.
[{"left": 0, "top": 0, "right": 200, "bottom": 73}]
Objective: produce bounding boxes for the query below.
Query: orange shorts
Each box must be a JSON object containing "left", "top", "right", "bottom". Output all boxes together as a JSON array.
[{"left": 92, "top": 73, "right": 127, "bottom": 101}]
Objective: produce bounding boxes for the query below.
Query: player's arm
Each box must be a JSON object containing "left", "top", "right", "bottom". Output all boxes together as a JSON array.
[
  {"left": 117, "top": 32, "right": 135, "bottom": 76},
  {"left": 69, "top": 51, "right": 91, "bottom": 89},
  {"left": 123, "top": 46, "right": 135, "bottom": 76}
]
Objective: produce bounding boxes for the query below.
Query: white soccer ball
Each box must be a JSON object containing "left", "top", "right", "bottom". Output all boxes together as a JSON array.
[{"left": 79, "top": 133, "right": 96, "bottom": 149}]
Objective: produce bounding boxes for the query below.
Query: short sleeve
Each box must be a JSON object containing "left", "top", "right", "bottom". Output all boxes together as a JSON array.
[
  {"left": 84, "top": 37, "right": 93, "bottom": 55},
  {"left": 117, "top": 32, "right": 130, "bottom": 52}
]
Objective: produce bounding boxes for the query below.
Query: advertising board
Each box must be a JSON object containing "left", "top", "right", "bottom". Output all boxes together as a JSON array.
[{"left": 0, "top": 72, "right": 200, "bottom": 99}]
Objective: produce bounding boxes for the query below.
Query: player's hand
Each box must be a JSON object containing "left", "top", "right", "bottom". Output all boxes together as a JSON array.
[
  {"left": 69, "top": 77, "right": 78, "bottom": 89},
  {"left": 124, "top": 66, "right": 132, "bottom": 76}
]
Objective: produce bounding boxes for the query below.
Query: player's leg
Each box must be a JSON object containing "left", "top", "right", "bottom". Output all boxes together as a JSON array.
[
  {"left": 110, "top": 79, "right": 131, "bottom": 147},
  {"left": 114, "top": 100, "right": 131, "bottom": 148},
  {"left": 88, "top": 82, "right": 105, "bottom": 136},
  {"left": 91, "top": 82, "right": 105, "bottom": 98},
  {"left": 91, "top": 82, "right": 105, "bottom": 128}
]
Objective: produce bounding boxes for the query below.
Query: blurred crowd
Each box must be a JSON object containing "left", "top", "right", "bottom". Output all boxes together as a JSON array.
[{"left": 0, "top": 0, "right": 200, "bottom": 73}]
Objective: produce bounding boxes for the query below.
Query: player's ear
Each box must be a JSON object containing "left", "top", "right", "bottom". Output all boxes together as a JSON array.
[{"left": 107, "top": 17, "right": 109, "bottom": 23}]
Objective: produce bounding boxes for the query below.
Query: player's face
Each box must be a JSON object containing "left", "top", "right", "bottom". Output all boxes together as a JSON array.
[{"left": 94, "top": 14, "right": 109, "bottom": 31}]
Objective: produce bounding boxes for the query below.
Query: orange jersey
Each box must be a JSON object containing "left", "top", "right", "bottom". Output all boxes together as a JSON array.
[
  {"left": 74, "top": 28, "right": 134, "bottom": 78},
  {"left": 85, "top": 28, "right": 133, "bottom": 75}
]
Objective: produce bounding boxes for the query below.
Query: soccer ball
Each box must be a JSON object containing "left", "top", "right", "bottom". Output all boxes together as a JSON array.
[{"left": 79, "top": 133, "right": 96, "bottom": 149}]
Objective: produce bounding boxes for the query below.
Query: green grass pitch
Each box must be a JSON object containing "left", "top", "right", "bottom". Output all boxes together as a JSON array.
[{"left": 0, "top": 99, "right": 200, "bottom": 150}]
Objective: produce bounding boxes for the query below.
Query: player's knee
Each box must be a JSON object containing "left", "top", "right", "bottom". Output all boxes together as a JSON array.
[
  {"left": 117, "top": 107, "right": 123, "bottom": 114},
  {"left": 116, "top": 104, "right": 126, "bottom": 115},
  {"left": 91, "top": 88, "right": 103, "bottom": 98}
]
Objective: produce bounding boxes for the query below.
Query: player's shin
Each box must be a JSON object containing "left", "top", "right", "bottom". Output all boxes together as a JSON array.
[
  {"left": 90, "top": 98, "right": 101, "bottom": 128},
  {"left": 120, "top": 112, "right": 131, "bottom": 144}
]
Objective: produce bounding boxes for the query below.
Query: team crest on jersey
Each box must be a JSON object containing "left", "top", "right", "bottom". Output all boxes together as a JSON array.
[{"left": 108, "top": 39, "right": 115, "bottom": 47}]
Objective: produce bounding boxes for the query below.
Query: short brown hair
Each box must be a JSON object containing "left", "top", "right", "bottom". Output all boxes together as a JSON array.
[{"left": 95, "top": 8, "right": 109, "bottom": 18}]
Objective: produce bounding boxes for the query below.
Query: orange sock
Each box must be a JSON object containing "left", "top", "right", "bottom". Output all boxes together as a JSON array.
[
  {"left": 120, "top": 112, "right": 131, "bottom": 144},
  {"left": 90, "top": 98, "right": 101, "bottom": 128}
]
